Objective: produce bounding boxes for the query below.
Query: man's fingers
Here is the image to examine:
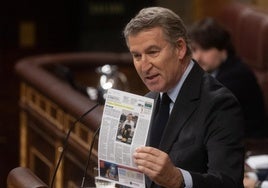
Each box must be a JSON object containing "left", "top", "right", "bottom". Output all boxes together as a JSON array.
[
  {"left": 135, "top": 146, "right": 161, "bottom": 156},
  {"left": 133, "top": 146, "right": 168, "bottom": 175}
]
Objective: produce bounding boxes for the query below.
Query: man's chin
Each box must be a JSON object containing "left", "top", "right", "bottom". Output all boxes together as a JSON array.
[
  {"left": 143, "top": 78, "right": 166, "bottom": 92},
  {"left": 145, "top": 84, "right": 164, "bottom": 92}
]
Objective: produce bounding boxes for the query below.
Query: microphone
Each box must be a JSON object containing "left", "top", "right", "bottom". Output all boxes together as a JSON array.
[
  {"left": 49, "top": 103, "right": 99, "bottom": 188},
  {"left": 80, "top": 126, "right": 100, "bottom": 188}
]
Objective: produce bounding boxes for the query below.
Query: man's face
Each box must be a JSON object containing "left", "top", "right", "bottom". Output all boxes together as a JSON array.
[
  {"left": 191, "top": 43, "right": 226, "bottom": 72},
  {"left": 127, "top": 114, "right": 132, "bottom": 121},
  {"left": 127, "top": 27, "right": 185, "bottom": 92}
]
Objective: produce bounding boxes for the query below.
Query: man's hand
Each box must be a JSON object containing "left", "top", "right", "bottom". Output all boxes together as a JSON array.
[{"left": 133, "top": 146, "right": 184, "bottom": 188}]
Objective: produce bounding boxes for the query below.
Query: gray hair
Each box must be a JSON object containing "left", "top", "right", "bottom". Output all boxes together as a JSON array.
[{"left": 123, "top": 7, "right": 191, "bottom": 56}]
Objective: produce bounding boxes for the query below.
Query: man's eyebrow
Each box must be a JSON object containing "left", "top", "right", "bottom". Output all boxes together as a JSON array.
[
  {"left": 130, "top": 45, "right": 160, "bottom": 53},
  {"left": 146, "top": 45, "right": 161, "bottom": 50},
  {"left": 130, "top": 50, "right": 139, "bottom": 54}
]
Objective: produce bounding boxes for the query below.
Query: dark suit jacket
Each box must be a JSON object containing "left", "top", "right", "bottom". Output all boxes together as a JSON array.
[
  {"left": 146, "top": 63, "right": 244, "bottom": 188},
  {"left": 216, "top": 55, "right": 266, "bottom": 138}
]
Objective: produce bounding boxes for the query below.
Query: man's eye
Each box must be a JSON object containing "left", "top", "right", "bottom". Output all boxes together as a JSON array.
[
  {"left": 148, "top": 50, "right": 159, "bottom": 56},
  {"left": 132, "top": 54, "right": 141, "bottom": 60}
]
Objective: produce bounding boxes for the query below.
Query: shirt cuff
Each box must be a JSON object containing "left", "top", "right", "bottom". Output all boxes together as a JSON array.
[{"left": 179, "top": 168, "right": 193, "bottom": 188}]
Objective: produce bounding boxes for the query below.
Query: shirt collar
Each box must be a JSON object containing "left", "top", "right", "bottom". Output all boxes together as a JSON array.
[
  {"left": 210, "top": 69, "right": 219, "bottom": 78},
  {"left": 161, "top": 60, "right": 194, "bottom": 103}
]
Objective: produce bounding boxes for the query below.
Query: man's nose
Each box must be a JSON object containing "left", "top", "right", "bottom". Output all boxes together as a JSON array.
[{"left": 141, "top": 55, "right": 151, "bottom": 71}]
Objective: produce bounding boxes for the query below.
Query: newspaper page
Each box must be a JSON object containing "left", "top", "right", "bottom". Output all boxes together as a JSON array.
[{"left": 97, "top": 88, "right": 154, "bottom": 188}]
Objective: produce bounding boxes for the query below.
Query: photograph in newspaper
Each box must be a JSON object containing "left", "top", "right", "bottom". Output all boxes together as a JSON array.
[
  {"left": 97, "top": 88, "right": 154, "bottom": 188},
  {"left": 116, "top": 111, "right": 137, "bottom": 145}
]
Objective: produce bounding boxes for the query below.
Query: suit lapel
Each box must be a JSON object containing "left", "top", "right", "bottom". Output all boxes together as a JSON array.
[{"left": 159, "top": 63, "right": 204, "bottom": 153}]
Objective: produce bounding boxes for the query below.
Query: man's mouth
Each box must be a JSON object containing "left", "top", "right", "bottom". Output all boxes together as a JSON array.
[
  {"left": 144, "top": 74, "right": 160, "bottom": 84},
  {"left": 145, "top": 73, "right": 158, "bottom": 80}
]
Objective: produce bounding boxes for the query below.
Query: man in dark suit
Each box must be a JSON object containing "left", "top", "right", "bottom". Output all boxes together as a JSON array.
[
  {"left": 123, "top": 7, "right": 244, "bottom": 188},
  {"left": 189, "top": 17, "right": 267, "bottom": 138}
]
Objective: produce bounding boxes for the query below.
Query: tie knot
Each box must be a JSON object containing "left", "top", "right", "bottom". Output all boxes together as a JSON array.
[{"left": 162, "top": 93, "right": 171, "bottom": 105}]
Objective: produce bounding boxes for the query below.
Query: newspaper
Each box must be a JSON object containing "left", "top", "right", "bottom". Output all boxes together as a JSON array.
[{"left": 97, "top": 88, "right": 154, "bottom": 188}]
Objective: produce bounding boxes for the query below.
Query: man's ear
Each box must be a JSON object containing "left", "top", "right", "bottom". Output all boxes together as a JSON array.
[{"left": 176, "top": 38, "right": 187, "bottom": 59}]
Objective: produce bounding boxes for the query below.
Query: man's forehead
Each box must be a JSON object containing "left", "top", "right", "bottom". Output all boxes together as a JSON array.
[{"left": 128, "top": 28, "right": 167, "bottom": 52}]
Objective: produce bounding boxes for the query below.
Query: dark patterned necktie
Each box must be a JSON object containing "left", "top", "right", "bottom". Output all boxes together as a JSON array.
[{"left": 150, "top": 93, "right": 171, "bottom": 148}]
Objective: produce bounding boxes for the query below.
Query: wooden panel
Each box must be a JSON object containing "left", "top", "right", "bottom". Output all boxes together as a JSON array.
[
  {"left": 254, "top": 0, "right": 268, "bottom": 8},
  {"left": 19, "top": 82, "right": 99, "bottom": 188},
  {"left": 193, "top": 0, "right": 232, "bottom": 20}
]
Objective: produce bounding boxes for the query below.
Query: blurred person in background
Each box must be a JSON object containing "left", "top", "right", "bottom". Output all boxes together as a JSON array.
[{"left": 189, "top": 17, "right": 267, "bottom": 138}]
